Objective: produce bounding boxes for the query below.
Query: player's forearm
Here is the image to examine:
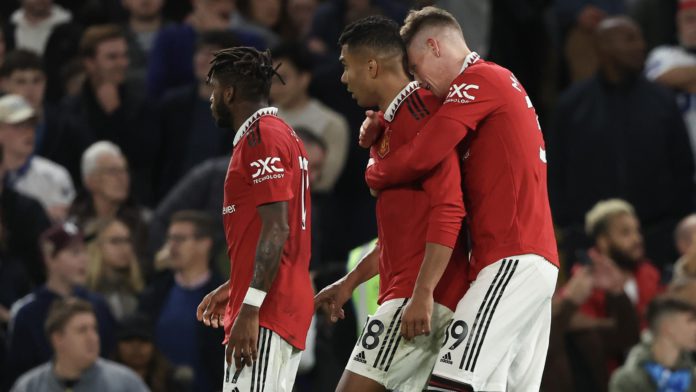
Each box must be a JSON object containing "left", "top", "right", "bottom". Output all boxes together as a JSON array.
[
  {"left": 365, "top": 116, "right": 466, "bottom": 190},
  {"left": 343, "top": 244, "right": 380, "bottom": 291},
  {"left": 249, "top": 202, "right": 290, "bottom": 292},
  {"left": 412, "top": 243, "right": 454, "bottom": 296}
]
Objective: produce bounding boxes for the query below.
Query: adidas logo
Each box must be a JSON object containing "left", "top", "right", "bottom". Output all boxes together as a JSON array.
[
  {"left": 353, "top": 351, "right": 367, "bottom": 364},
  {"left": 232, "top": 388, "right": 240, "bottom": 392},
  {"left": 440, "top": 352, "right": 453, "bottom": 365}
]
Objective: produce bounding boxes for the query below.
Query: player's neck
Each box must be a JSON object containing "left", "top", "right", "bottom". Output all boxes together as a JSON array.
[
  {"left": 231, "top": 101, "right": 270, "bottom": 131},
  {"left": 378, "top": 73, "right": 414, "bottom": 112},
  {"left": 53, "top": 356, "right": 88, "bottom": 380}
]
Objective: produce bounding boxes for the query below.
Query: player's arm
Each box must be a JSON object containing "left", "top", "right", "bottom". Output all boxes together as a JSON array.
[
  {"left": 401, "top": 152, "right": 465, "bottom": 340},
  {"left": 228, "top": 201, "right": 290, "bottom": 369},
  {"left": 365, "top": 114, "right": 468, "bottom": 191},
  {"left": 315, "top": 243, "right": 379, "bottom": 322}
]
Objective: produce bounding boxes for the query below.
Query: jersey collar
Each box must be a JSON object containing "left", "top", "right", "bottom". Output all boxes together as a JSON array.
[
  {"left": 383, "top": 81, "right": 420, "bottom": 122},
  {"left": 458, "top": 52, "right": 481, "bottom": 74},
  {"left": 233, "top": 107, "right": 279, "bottom": 147}
]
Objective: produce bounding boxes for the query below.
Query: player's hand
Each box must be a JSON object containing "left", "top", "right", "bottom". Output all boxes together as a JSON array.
[
  {"left": 226, "top": 304, "right": 259, "bottom": 369},
  {"left": 197, "top": 281, "right": 230, "bottom": 328},
  {"left": 359, "top": 110, "right": 383, "bottom": 148},
  {"left": 314, "top": 280, "right": 351, "bottom": 322},
  {"left": 401, "top": 290, "right": 434, "bottom": 340}
]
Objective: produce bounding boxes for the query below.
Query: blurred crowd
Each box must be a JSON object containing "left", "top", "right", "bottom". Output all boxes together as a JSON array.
[{"left": 0, "top": 0, "right": 695, "bottom": 391}]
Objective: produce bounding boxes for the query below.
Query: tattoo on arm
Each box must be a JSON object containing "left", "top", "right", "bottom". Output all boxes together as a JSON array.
[{"left": 250, "top": 202, "right": 290, "bottom": 291}]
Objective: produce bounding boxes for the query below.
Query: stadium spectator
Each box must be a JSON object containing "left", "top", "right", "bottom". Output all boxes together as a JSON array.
[
  {"left": 287, "top": 0, "right": 319, "bottom": 41},
  {"left": 55, "top": 24, "right": 158, "bottom": 204},
  {"left": 113, "top": 313, "right": 190, "bottom": 392},
  {"left": 234, "top": 0, "right": 288, "bottom": 47},
  {"left": 0, "top": 49, "right": 62, "bottom": 157},
  {"left": 139, "top": 211, "right": 224, "bottom": 392},
  {"left": 542, "top": 264, "right": 640, "bottom": 392},
  {"left": 674, "top": 214, "right": 696, "bottom": 281},
  {"left": 148, "top": 157, "right": 228, "bottom": 271},
  {"left": 68, "top": 141, "right": 150, "bottom": 269},
  {"left": 155, "top": 30, "right": 238, "bottom": 200},
  {"left": 271, "top": 41, "right": 349, "bottom": 194},
  {"left": 10, "top": 298, "right": 148, "bottom": 392},
  {"left": 580, "top": 199, "right": 662, "bottom": 327},
  {"left": 4, "top": 223, "right": 116, "bottom": 389},
  {"left": 0, "top": 141, "right": 50, "bottom": 285},
  {"left": 0, "top": 243, "right": 32, "bottom": 326},
  {"left": 3, "top": 0, "right": 72, "bottom": 56},
  {"left": 146, "top": 0, "right": 265, "bottom": 98},
  {"left": 548, "top": 17, "right": 695, "bottom": 268},
  {"left": 0, "top": 94, "right": 75, "bottom": 222},
  {"left": 609, "top": 296, "right": 696, "bottom": 392},
  {"left": 122, "top": 0, "right": 167, "bottom": 82},
  {"left": 555, "top": 0, "right": 626, "bottom": 82},
  {"left": 84, "top": 218, "right": 144, "bottom": 322},
  {"left": 645, "top": 0, "right": 696, "bottom": 173}
]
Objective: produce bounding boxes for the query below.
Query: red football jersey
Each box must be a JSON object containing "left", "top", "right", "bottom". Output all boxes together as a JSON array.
[
  {"left": 366, "top": 53, "right": 559, "bottom": 278},
  {"left": 372, "top": 82, "right": 468, "bottom": 311},
  {"left": 222, "top": 107, "right": 313, "bottom": 350}
]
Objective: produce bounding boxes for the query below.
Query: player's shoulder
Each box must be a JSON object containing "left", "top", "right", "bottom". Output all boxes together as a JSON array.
[
  {"left": 461, "top": 60, "right": 512, "bottom": 87},
  {"left": 413, "top": 86, "right": 442, "bottom": 113},
  {"left": 243, "top": 114, "right": 295, "bottom": 149}
]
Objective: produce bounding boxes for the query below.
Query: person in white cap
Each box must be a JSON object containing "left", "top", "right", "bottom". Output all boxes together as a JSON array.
[{"left": 0, "top": 94, "right": 75, "bottom": 221}]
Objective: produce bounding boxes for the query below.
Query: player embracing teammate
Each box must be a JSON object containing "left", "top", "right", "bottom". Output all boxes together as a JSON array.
[{"left": 320, "top": 7, "right": 559, "bottom": 392}]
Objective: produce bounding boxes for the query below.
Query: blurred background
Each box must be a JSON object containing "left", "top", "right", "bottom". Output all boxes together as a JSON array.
[{"left": 0, "top": 0, "right": 696, "bottom": 391}]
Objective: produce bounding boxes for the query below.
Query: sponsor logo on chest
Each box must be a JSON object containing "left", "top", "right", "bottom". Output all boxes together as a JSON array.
[{"left": 445, "top": 82, "right": 479, "bottom": 104}]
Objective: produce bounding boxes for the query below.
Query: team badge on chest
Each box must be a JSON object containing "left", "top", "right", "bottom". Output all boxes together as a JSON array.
[{"left": 377, "top": 127, "right": 392, "bottom": 158}]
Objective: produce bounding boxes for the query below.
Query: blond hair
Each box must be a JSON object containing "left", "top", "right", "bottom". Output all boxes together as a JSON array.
[
  {"left": 400, "top": 6, "right": 462, "bottom": 47},
  {"left": 85, "top": 218, "right": 144, "bottom": 293},
  {"left": 585, "top": 198, "right": 636, "bottom": 239}
]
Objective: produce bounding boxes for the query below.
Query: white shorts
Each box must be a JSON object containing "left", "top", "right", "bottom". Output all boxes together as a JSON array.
[
  {"left": 346, "top": 298, "right": 454, "bottom": 392},
  {"left": 222, "top": 327, "right": 302, "bottom": 392},
  {"left": 429, "top": 255, "right": 558, "bottom": 392}
]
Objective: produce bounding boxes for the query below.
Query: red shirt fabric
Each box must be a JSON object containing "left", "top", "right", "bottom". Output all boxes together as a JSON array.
[
  {"left": 372, "top": 82, "right": 468, "bottom": 310},
  {"left": 365, "top": 53, "right": 559, "bottom": 278},
  {"left": 222, "top": 107, "right": 313, "bottom": 350}
]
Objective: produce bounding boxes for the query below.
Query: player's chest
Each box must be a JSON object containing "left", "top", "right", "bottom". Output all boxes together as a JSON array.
[{"left": 223, "top": 155, "right": 253, "bottom": 205}]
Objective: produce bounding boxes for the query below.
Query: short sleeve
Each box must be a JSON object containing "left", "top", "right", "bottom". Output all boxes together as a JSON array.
[
  {"left": 240, "top": 125, "right": 295, "bottom": 206},
  {"left": 438, "top": 71, "right": 503, "bottom": 131},
  {"left": 645, "top": 46, "right": 696, "bottom": 80}
]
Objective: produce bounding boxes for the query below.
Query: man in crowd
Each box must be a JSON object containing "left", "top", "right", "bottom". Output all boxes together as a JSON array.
[{"left": 10, "top": 298, "right": 147, "bottom": 392}]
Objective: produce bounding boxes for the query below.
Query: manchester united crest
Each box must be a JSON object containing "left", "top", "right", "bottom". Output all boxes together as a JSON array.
[{"left": 377, "top": 128, "right": 392, "bottom": 158}]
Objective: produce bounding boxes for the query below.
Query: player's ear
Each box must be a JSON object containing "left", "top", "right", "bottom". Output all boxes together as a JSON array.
[
  {"left": 224, "top": 86, "right": 235, "bottom": 105},
  {"left": 368, "top": 58, "right": 378, "bottom": 79},
  {"left": 426, "top": 38, "right": 440, "bottom": 57}
]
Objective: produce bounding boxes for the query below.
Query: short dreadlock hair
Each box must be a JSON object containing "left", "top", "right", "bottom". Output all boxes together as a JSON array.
[
  {"left": 207, "top": 46, "right": 280, "bottom": 102},
  {"left": 338, "top": 16, "right": 405, "bottom": 58}
]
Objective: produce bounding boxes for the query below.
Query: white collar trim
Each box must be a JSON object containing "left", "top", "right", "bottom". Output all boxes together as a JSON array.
[
  {"left": 233, "top": 107, "right": 279, "bottom": 146},
  {"left": 459, "top": 52, "right": 481, "bottom": 74},
  {"left": 383, "top": 81, "right": 420, "bottom": 122}
]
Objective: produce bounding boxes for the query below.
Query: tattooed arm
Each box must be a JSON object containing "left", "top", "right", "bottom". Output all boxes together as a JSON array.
[
  {"left": 249, "top": 201, "right": 290, "bottom": 291},
  {"left": 226, "top": 201, "right": 290, "bottom": 369}
]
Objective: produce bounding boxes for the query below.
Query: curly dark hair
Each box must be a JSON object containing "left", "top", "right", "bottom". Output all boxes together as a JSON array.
[{"left": 207, "top": 46, "right": 283, "bottom": 101}]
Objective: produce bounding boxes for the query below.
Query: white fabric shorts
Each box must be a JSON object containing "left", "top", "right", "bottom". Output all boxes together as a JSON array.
[
  {"left": 346, "top": 298, "right": 454, "bottom": 392},
  {"left": 222, "top": 327, "right": 302, "bottom": 392},
  {"left": 428, "top": 254, "right": 558, "bottom": 392}
]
